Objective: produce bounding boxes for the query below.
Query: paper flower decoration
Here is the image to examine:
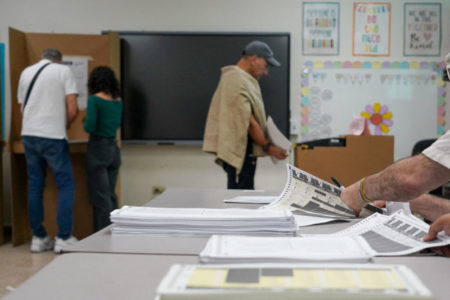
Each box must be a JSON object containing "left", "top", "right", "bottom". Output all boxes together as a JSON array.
[{"left": 361, "top": 102, "right": 393, "bottom": 135}]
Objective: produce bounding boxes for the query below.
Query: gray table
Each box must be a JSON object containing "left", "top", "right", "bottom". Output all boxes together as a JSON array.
[
  {"left": 64, "top": 188, "right": 353, "bottom": 254},
  {"left": 3, "top": 253, "right": 449, "bottom": 300},
  {"left": 2, "top": 253, "right": 197, "bottom": 300},
  {"left": 6, "top": 188, "right": 450, "bottom": 299},
  {"left": 374, "top": 256, "right": 450, "bottom": 300}
]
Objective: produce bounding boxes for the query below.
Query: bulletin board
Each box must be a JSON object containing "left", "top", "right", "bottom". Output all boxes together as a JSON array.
[{"left": 300, "top": 60, "right": 447, "bottom": 160}]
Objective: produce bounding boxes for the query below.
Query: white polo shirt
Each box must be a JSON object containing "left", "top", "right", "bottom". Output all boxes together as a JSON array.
[
  {"left": 422, "top": 130, "right": 450, "bottom": 169},
  {"left": 17, "top": 59, "right": 78, "bottom": 139}
]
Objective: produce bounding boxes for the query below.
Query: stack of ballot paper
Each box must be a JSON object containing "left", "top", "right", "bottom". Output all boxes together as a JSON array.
[
  {"left": 155, "top": 263, "right": 433, "bottom": 300},
  {"left": 199, "top": 235, "right": 373, "bottom": 264},
  {"left": 110, "top": 206, "right": 297, "bottom": 236}
]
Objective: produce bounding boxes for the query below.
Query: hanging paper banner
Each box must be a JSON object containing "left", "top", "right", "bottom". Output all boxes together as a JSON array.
[
  {"left": 353, "top": 2, "right": 391, "bottom": 56},
  {"left": 404, "top": 3, "right": 441, "bottom": 57},
  {"left": 302, "top": 2, "right": 340, "bottom": 56}
]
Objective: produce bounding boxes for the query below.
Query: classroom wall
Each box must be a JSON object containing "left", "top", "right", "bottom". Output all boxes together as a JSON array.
[{"left": 0, "top": 0, "right": 450, "bottom": 214}]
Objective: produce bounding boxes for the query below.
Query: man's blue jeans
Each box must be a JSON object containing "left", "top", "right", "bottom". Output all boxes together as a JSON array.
[{"left": 22, "top": 136, "right": 75, "bottom": 239}]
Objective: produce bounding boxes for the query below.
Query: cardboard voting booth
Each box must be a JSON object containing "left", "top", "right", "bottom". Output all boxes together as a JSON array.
[
  {"left": 294, "top": 135, "right": 394, "bottom": 187},
  {"left": 8, "top": 27, "right": 120, "bottom": 245}
]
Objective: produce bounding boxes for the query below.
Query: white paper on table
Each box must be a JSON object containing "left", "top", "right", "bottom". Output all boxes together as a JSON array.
[
  {"left": 199, "top": 235, "right": 374, "bottom": 264},
  {"left": 224, "top": 196, "right": 277, "bottom": 204},
  {"left": 293, "top": 214, "right": 338, "bottom": 227},
  {"left": 111, "top": 206, "right": 294, "bottom": 221},
  {"left": 110, "top": 206, "right": 297, "bottom": 237},
  {"left": 266, "top": 116, "right": 292, "bottom": 164},
  {"left": 329, "top": 210, "right": 450, "bottom": 256}
]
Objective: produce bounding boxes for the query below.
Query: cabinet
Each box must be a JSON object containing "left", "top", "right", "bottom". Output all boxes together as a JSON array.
[{"left": 295, "top": 135, "right": 394, "bottom": 187}]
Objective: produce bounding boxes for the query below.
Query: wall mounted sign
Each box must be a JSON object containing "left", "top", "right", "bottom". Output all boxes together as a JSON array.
[
  {"left": 353, "top": 2, "right": 391, "bottom": 56},
  {"left": 404, "top": 2, "right": 441, "bottom": 57},
  {"left": 302, "top": 2, "right": 340, "bottom": 56}
]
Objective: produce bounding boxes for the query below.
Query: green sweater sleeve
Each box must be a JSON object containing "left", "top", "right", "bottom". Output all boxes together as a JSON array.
[{"left": 83, "top": 96, "right": 98, "bottom": 133}]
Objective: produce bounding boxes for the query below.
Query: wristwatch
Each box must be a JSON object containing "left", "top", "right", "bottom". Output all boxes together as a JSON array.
[{"left": 263, "top": 142, "right": 273, "bottom": 153}]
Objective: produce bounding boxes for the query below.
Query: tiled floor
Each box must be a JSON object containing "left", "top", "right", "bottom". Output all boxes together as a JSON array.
[{"left": 0, "top": 238, "right": 56, "bottom": 298}]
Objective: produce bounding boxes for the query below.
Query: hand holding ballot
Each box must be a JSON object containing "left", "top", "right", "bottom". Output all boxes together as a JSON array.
[
  {"left": 265, "top": 142, "right": 289, "bottom": 160},
  {"left": 424, "top": 214, "right": 450, "bottom": 242},
  {"left": 266, "top": 116, "right": 292, "bottom": 163}
]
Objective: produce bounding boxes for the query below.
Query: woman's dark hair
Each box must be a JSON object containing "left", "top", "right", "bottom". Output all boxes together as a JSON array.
[{"left": 88, "top": 66, "right": 120, "bottom": 99}]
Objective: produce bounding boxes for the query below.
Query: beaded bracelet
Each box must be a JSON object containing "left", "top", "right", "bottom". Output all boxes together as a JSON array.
[{"left": 359, "top": 177, "right": 374, "bottom": 203}]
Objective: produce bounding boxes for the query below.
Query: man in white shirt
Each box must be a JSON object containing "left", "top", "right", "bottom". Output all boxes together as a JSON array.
[{"left": 17, "top": 48, "right": 79, "bottom": 253}]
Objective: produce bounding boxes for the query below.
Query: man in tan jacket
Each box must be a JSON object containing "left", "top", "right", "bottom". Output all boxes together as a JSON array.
[{"left": 203, "top": 41, "right": 288, "bottom": 189}]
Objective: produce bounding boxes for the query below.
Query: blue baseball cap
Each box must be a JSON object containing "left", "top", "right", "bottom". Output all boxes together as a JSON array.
[{"left": 243, "top": 40, "right": 281, "bottom": 67}]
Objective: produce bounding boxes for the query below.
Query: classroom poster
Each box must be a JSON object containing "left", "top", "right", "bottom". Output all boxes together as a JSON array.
[
  {"left": 300, "top": 60, "right": 446, "bottom": 160},
  {"left": 302, "top": 2, "right": 340, "bottom": 56},
  {"left": 353, "top": 2, "right": 391, "bottom": 56},
  {"left": 404, "top": 3, "right": 441, "bottom": 56}
]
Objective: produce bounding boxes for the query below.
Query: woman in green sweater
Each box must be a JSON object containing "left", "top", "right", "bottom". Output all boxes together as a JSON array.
[{"left": 84, "top": 66, "right": 123, "bottom": 231}]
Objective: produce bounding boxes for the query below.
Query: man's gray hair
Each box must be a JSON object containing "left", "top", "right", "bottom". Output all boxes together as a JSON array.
[{"left": 42, "top": 48, "right": 62, "bottom": 61}]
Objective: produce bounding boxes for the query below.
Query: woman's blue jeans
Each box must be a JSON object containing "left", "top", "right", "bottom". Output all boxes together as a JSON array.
[{"left": 22, "top": 136, "right": 75, "bottom": 239}]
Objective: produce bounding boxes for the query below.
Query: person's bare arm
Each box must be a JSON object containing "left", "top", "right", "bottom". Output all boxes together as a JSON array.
[
  {"left": 410, "top": 194, "right": 450, "bottom": 222},
  {"left": 341, "top": 154, "right": 450, "bottom": 216},
  {"left": 66, "top": 93, "right": 78, "bottom": 128},
  {"left": 248, "top": 114, "right": 288, "bottom": 160}
]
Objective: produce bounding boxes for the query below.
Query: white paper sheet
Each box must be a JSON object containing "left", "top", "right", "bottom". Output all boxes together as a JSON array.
[
  {"left": 223, "top": 196, "right": 277, "bottom": 204},
  {"left": 62, "top": 56, "right": 89, "bottom": 109},
  {"left": 266, "top": 116, "right": 293, "bottom": 164},
  {"left": 262, "top": 164, "right": 356, "bottom": 220},
  {"left": 293, "top": 214, "right": 336, "bottom": 227},
  {"left": 329, "top": 210, "right": 450, "bottom": 256},
  {"left": 199, "top": 235, "right": 373, "bottom": 264},
  {"left": 110, "top": 206, "right": 297, "bottom": 237}
]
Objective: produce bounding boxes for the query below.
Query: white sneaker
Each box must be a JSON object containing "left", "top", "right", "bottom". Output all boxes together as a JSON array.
[
  {"left": 31, "top": 235, "right": 55, "bottom": 253},
  {"left": 54, "top": 235, "right": 78, "bottom": 254}
]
